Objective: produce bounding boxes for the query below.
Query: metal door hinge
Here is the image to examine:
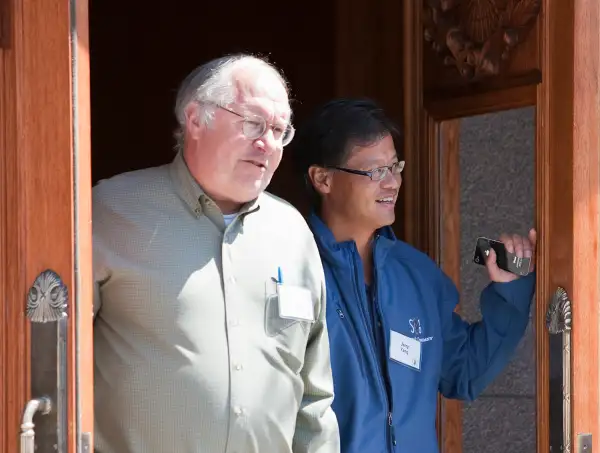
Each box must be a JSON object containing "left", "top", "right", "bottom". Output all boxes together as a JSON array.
[{"left": 577, "top": 433, "right": 592, "bottom": 453}]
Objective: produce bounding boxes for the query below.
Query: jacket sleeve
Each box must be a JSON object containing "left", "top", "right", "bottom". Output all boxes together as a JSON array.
[
  {"left": 293, "top": 279, "right": 341, "bottom": 453},
  {"left": 437, "top": 271, "right": 536, "bottom": 401}
]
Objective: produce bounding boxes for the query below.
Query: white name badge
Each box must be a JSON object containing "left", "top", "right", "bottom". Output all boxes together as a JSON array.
[
  {"left": 277, "top": 284, "right": 315, "bottom": 322},
  {"left": 390, "top": 330, "right": 422, "bottom": 371}
]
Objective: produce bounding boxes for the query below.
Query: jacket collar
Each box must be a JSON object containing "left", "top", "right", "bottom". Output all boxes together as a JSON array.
[{"left": 307, "top": 211, "right": 397, "bottom": 268}]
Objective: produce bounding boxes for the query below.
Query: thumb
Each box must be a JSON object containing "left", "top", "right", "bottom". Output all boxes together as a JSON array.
[
  {"left": 484, "top": 247, "right": 504, "bottom": 282},
  {"left": 485, "top": 246, "right": 518, "bottom": 282},
  {"left": 485, "top": 247, "right": 500, "bottom": 280},
  {"left": 484, "top": 247, "right": 497, "bottom": 269}
]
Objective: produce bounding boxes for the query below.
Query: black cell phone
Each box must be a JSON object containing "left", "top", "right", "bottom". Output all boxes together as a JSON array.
[{"left": 472, "top": 237, "right": 532, "bottom": 277}]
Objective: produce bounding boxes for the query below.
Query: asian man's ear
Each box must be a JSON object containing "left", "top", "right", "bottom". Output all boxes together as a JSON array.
[{"left": 307, "top": 166, "right": 332, "bottom": 195}]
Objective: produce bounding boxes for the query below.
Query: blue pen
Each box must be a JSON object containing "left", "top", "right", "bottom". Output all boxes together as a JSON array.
[{"left": 277, "top": 266, "right": 283, "bottom": 284}]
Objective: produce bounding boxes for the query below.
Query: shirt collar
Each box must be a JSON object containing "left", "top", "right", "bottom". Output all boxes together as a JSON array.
[{"left": 169, "top": 151, "right": 261, "bottom": 223}]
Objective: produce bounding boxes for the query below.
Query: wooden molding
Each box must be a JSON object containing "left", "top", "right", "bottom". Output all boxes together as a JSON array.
[
  {"left": 536, "top": 0, "right": 580, "bottom": 451},
  {"left": 402, "top": 0, "right": 424, "bottom": 250},
  {"left": 1, "top": 0, "right": 93, "bottom": 451},
  {"left": 0, "top": 0, "right": 11, "bottom": 48},
  {"left": 439, "top": 120, "right": 463, "bottom": 453},
  {"left": 423, "top": 0, "right": 541, "bottom": 81},
  {"left": 407, "top": 2, "right": 550, "bottom": 453},
  {"left": 404, "top": 2, "right": 450, "bottom": 450},
  {"left": 536, "top": 0, "right": 600, "bottom": 448},
  {"left": 0, "top": 3, "right": 29, "bottom": 452},
  {"left": 403, "top": 0, "right": 439, "bottom": 255},
  {"left": 571, "top": 0, "right": 600, "bottom": 447},
  {"left": 74, "top": 0, "right": 94, "bottom": 445},
  {"left": 426, "top": 84, "right": 536, "bottom": 120},
  {"left": 407, "top": 1, "right": 600, "bottom": 452}
]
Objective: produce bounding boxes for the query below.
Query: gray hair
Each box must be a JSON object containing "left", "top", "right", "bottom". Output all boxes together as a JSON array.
[{"left": 173, "top": 53, "right": 289, "bottom": 151}]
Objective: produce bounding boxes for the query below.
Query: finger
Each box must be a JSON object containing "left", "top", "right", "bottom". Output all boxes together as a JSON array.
[
  {"left": 529, "top": 228, "right": 537, "bottom": 249},
  {"left": 512, "top": 234, "right": 524, "bottom": 258},
  {"left": 528, "top": 228, "right": 537, "bottom": 271},
  {"left": 523, "top": 236, "right": 533, "bottom": 258},
  {"left": 499, "top": 233, "right": 514, "bottom": 254}
]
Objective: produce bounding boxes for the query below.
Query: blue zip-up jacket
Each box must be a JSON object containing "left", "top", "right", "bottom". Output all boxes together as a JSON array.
[{"left": 307, "top": 213, "right": 535, "bottom": 453}]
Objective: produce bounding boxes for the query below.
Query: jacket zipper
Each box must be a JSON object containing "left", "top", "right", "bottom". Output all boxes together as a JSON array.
[
  {"left": 373, "top": 255, "right": 396, "bottom": 450},
  {"left": 350, "top": 240, "right": 395, "bottom": 451},
  {"left": 388, "top": 413, "right": 396, "bottom": 449}
]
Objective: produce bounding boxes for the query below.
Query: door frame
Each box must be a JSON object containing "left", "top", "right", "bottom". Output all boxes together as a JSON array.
[
  {"left": 3, "top": 0, "right": 599, "bottom": 452},
  {"left": 403, "top": 1, "right": 600, "bottom": 452},
  {"left": 0, "top": 0, "right": 93, "bottom": 452}
]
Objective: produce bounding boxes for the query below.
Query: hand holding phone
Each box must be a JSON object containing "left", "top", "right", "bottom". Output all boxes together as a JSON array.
[{"left": 473, "top": 233, "right": 536, "bottom": 278}]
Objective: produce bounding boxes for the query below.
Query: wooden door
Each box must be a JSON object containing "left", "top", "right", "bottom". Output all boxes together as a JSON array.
[
  {"left": 0, "top": 0, "right": 94, "bottom": 452},
  {"left": 403, "top": 1, "right": 600, "bottom": 452}
]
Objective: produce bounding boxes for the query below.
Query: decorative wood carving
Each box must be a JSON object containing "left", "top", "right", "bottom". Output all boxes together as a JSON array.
[{"left": 423, "top": 0, "right": 541, "bottom": 80}]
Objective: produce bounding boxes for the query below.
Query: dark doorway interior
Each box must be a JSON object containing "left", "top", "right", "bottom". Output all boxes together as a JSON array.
[{"left": 89, "top": 1, "right": 336, "bottom": 213}]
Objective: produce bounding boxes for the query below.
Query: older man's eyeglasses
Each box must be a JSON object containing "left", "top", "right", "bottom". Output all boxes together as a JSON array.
[
  {"left": 329, "top": 161, "right": 405, "bottom": 182},
  {"left": 217, "top": 105, "right": 295, "bottom": 146}
]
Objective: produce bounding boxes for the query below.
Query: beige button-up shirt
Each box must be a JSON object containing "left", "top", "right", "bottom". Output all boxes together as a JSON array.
[{"left": 92, "top": 152, "right": 340, "bottom": 453}]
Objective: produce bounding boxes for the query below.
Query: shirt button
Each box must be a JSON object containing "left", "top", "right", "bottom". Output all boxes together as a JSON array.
[
  {"left": 228, "top": 276, "right": 236, "bottom": 284},
  {"left": 233, "top": 406, "right": 243, "bottom": 416},
  {"left": 230, "top": 319, "right": 240, "bottom": 327},
  {"left": 234, "top": 363, "right": 243, "bottom": 371}
]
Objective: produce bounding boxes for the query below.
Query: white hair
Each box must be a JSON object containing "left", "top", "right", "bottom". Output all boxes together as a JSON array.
[{"left": 173, "top": 54, "right": 289, "bottom": 151}]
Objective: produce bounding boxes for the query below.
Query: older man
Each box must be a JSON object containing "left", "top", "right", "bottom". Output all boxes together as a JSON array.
[{"left": 92, "top": 54, "right": 340, "bottom": 453}]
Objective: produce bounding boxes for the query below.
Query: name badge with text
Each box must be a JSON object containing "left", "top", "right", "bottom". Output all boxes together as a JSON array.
[
  {"left": 390, "top": 330, "right": 422, "bottom": 371},
  {"left": 277, "top": 284, "right": 315, "bottom": 322}
]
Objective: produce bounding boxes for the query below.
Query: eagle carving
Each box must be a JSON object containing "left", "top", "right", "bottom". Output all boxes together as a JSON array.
[{"left": 423, "top": 0, "right": 541, "bottom": 80}]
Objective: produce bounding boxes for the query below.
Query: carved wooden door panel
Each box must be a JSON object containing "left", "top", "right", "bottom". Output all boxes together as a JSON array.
[
  {"left": 404, "top": 0, "right": 600, "bottom": 453},
  {"left": 403, "top": 1, "right": 600, "bottom": 452},
  {"left": 0, "top": 0, "right": 94, "bottom": 452}
]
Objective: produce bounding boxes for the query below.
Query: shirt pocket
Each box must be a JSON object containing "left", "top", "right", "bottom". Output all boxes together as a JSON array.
[{"left": 264, "top": 287, "right": 312, "bottom": 374}]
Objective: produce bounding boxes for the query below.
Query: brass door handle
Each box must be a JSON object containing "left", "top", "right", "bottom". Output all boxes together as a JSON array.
[
  {"left": 547, "top": 287, "right": 573, "bottom": 453},
  {"left": 20, "top": 397, "right": 52, "bottom": 453}
]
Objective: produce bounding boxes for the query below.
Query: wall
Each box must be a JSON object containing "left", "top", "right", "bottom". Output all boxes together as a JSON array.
[{"left": 455, "top": 107, "right": 537, "bottom": 452}]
